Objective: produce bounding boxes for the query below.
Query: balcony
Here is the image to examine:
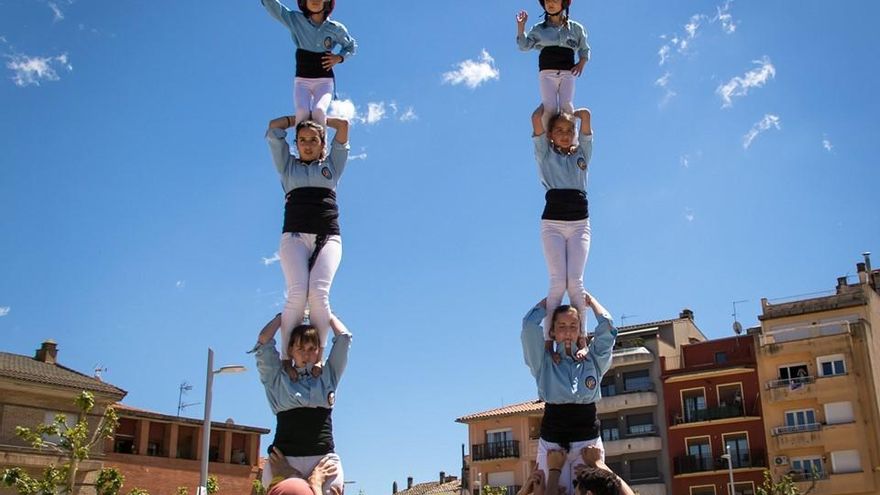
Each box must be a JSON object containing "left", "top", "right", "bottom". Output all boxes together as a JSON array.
[
  {"left": 674, "top": 405, "right": 744, "bottom": 426},
  {"left": 772, "top": 423, "right": 822, "bottom": 449},
  {"left": 610, "top": 347, "right": 654, "bottom": 368},
  {"left": 604, "top": 435, "right": 662, "bottom": 457},
  {"left": 765, "top": 376, "right": 816, "bottom": 402},
  {"left": 598, "top": 388, "right": 658, "bottom": 414},
  {"left": 471, "top": 440, "right": 520, "bottom": 462},
  {"left": 674, "top": 450, "right": 765, "bottom": 475}
]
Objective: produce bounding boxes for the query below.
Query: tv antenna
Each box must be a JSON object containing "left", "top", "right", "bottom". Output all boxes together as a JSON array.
[
  {"left": 177, "top": 381, "right": 201, "bottom": 417},
  {"left": 732, "top": 300, "right": 748, "bottom": 335},
  {"left": 93, "top": 364, "right": 109, "bottom": 379},
  {"left": 620, "top": 313, "right": 639, "bottom": 325}
]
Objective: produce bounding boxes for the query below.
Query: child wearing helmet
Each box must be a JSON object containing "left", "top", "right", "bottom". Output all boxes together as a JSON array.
[
  {"left": 516, "top": 0, "right": 590, "bottom": 127},
  {"left": 262, "top": 0, "right": 357, "bottom": 127},
  {"left": 531, "top": 103, "right": 594, "bottom": 361}
]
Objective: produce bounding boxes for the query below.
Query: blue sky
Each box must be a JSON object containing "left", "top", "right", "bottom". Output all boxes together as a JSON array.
[{"left": 2, "top": 1, "right": 879, "bottom": 494}]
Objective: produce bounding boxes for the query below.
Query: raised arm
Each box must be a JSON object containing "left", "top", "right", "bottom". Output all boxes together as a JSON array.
[
  {"left": 574, "top": 108, "right": 592, "bottom": 135},
  {"left": 253, "top": 315, "right": 284, "bottom": 386},
  {"left": 266, "top": 117, "right": 295, "bottom": 174},
  {"left": 269, "top": 115, "right": 296, "bottom": 130},
  {"left": 585, "top": 293, "right": 617, "bottom": 378},
  {"left": 258, "top": 313, "right": 282, "bottom": 345},
  {"left": 521, "top": 299, "right": 547, "bottom": 378},
  {"left": 532, "top": 104, "right": 546, "bottom": 137},
  {"left": 324, "top": 314, "right": 352, "bottom": 388},
  {"left": 326, "top": 117, "right": 349, "bottom": 144},
  {"left": 516, "top": 12, "right": 538, "bottom": 51},
  {"left": 261, "top": 0, "right": 296, "bottom": 29}
]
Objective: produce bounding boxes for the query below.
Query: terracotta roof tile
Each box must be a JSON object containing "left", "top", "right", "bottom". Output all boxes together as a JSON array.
[
  {"left": 456, "top": 399, "right": 544, "bottom": 423},
  {"left": 0, "top": 351, "right": 126, "bottom": 397},
  {"left": 396, "top": 480, "right": 461, "bottom": 495}
]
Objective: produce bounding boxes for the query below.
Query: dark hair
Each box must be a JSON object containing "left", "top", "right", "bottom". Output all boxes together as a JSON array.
[
  {"left": 574, "top": 468, "right": 620, "bottom": 495},
  {"left": 548, "top": 304, "right": 579, "bottom": 338},
  {"left": 297, "top": 0, "right": 335, "bottom": 20},
  {"left": 289, "top": 324, "right": 320, "bottom": 349},
  {"left": 294, "top": 120, "right": 327, "bottom": 160}
]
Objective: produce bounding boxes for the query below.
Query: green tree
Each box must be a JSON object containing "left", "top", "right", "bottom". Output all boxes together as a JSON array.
[
  {"left": 251, "top": 479, "right": 266, "bottom": 495},
  {"left": 95, "top": 468, "right": 125, "bottom": 495},
  {"left": 756, "top": 469, "right": 819, "bottom": 495},
  {"left": 176, "top": 487, "right": 189, "bottom": 495},
  {"left": 481, "top": 486, "right": 508, "bottom": 495},
  {"left": 1, "top": 391, "right": 119, "bottom": 495},
  {"left": 206, "top": 475, "right": 219, "bottom": 495}
]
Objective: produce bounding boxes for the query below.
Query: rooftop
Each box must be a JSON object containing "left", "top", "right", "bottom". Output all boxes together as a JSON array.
[
  {"left": 395, "top": 479, "right": 461, "bottom": 495},
  {"left": 456, "top": 399, "right": 544, "bottom": 423},
  {"left": 0, "top": 350, "right": 127, "bottom": 398},
  {"left": 114, "top": 403, "right": 270, "bottom": 434}
]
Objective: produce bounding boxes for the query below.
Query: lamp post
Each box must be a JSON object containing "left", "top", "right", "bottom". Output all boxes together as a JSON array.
[
  {"left": 197, "top": 348, "right": 246, "bottom": 495},
  {"left": 721, "top": 445, "right": 735, "bottom": 495}
]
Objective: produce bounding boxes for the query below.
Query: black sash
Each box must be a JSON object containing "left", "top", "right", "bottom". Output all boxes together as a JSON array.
[
  {"left": 296, "top": 49, "right": 334, "bottom": 79},
  {"left": 542, "top": 189, "right": 588, "bottom": 221},
  {"left": 270, "top": 407, "right": 334, "bottom": 457},
  {"left": 540, "top": 402, "right": 600, "bottom": 448},
  {"left": 539, "top": 46, "right": 576, "bottom": 71},
  {"left": 283, "top": 187, "right": 340, "bottom": 236}
]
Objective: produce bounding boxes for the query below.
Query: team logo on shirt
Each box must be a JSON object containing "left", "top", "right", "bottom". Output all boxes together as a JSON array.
[
  {"left": 324, "top": 37, "right": 334, "bottom": 50},
  {"left": 566, "top": 38, "right": 579, "bottom": 48},
  {"left": 327, "top": 391, "right": 335, "bottom": 406},
  {"left": 585, "top": 376, "right": 597, "bottom": 390},
  {"left": 577, "top": 157, "right": 588, "bottom": 170},
  {"left": 322, "top": 167, "right": 333, "bottom": 179}
]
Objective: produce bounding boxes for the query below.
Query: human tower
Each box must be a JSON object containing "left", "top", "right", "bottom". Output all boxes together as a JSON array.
[{"left": 251, "top": 1, "right": 624, "bottom": 494}]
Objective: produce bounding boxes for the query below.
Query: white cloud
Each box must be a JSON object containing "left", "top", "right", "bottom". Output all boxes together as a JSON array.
[
  {"left": 714, "top": 0, "right": 738, "bottom": 34},
  {"left": 442, "top": 49, "right": 499, "bottom": 89},
  {"left": 684, "top": 208, "right": 695, "bottom": 222},
  {"left": 717, "top": 56, "right": 776, "bottom": 108},
  {"left": 48, "top": 2, "right": 65, "bottom": 22},
  {"left": 0, "top": 306, "right": 9, "bottom": 317},
  {"left": 657, "top": 2, "right": 737, "bottom": 66},
  {"left": 349, "top": 153, "right": 368, "bottom": 161},
  {"left": 743, "top": 114, "right": 781, "bottom": 149},
  {"left": 6, "top": 52, "right": 72, "bottom": 87},
  {"left": 823, "top": 139, "right": 833, "bottom": 152},
  {"left": 655, "top": 72, "right": 671, "bottom": 88},
  {"left": 654, "top": 72, "right": 676, "bottom": 107},
  {"left": 680, "top": 155, "right": 691, "bottom": 168},
  {"left": 399, "top": 106, "right": 417, "bottom": 122},
  {"left": 175, "top": 280, "right": 186, "bottom": 289},
  {"left": 365, "top": 102, "right": 386, "bottom": 124},
  {"left": 328, "top": 99, "right": 357, "bottom": 121},
  {"left": 262, "top": 252, "right": 281, "bottom": 266}
]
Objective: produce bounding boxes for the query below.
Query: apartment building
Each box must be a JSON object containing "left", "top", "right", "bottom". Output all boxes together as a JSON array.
[
  {"left": 754, "top": 257, "right": 880, "bottom": 495},
  {"left": 661, "top": 335, "right": 766, "bottom": 495},
  {"left": 456, "top": 309, "right": 706, "bottom": 495}
]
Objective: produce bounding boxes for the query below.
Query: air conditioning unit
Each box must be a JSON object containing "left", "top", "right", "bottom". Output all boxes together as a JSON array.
[{"left": 774, "top": 455, "right": 789, "bottom": 466}]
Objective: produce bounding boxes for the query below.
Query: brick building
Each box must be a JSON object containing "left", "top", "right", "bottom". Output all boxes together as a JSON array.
[{"left": 661, "top": 335, "right": 766, "bottom": 495}]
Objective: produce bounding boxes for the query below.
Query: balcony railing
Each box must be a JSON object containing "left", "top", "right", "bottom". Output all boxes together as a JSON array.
[
  {"left": 622, "top": 382, "right": 654, "bottom": 394},
  {"left": 772, "top": 423, "right": 821, "bottom": 436},
  {"left": 471, "top": 440, "right": 520, "bottom": 461},
  {"left": 674, "top": 450, "right": 765, "bottom": 474},
  {"left": 767, "top": 376, "right": 816, "bottom": 389},
  {"left": 676, "top": 405, "right": 744, "bottom": 425},
  {"left": 626, "top": 424, "right": 656, "bottom": 436},
  {"left": 788, "top": 471, "right": 828, "bottom": 482}
]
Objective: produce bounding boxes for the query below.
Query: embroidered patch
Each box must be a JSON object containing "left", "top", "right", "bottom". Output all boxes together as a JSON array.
[
  {"left": 324, "top": 37, "right": 334, "bottom": 50},
  {"left": 585, "top": 376, "right": 597, "bottom": 390},
  {"left": 321, "top": 167, "right": 333, "bottom": 179},
  {"left": 327, "top": 391, "right": 335, "bottom": 406},
  {"left": 566, "top": 38, "right": 578, "bottom": 48},
  {"left": 577, "top": 157, "right": 587, "bottom": 170}
]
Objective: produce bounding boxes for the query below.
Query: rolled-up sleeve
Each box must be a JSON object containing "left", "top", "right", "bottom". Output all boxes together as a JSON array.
[
  {"left": 328, "top": 139, "right": 350, "bottom": 178},
  {"left": 588, "top": 313, "right": 617, "bottom": 378},
  {"left": 337, "top": 25, "right": 357, "bottom": 60},
  {"left": 578, "top": 134, "right": 593, "bottom": 165},
  {"left": 517, "top": 32, "right": 538, "bottom": 51},
  {"left": 266, "top": 128, "right": 292, "bottom": 175},
  {"left": 521, "top": 304, "right": 547, "bottom": 378},
  {"left": 325, "top": 331, "right": 352, "bottom": 389},
  {"left": 254, "top": 339, "right": 283, "bottom": 386},
  {"left": 578, "top": 29, "right": 591, "bottom": 62}
]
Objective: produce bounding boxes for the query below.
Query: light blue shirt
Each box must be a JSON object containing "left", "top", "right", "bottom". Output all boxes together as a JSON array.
[
  {"left": 254, "top": 332, "right": 352, "bottom": 415},
  {"left": 266, "top": 128, "right": 350, "bottom": 194},
  {"left": 534, "top": 133, "right": 592, "bottom": 191},
  {"left": 261, "top": 0, "right": 357, "bottom": 59},
  {"left": 517, "top": 19, "right": 590, "bottom": 62},
  {"left": 521, "top": 304, "right": 616, "bottom": 404}
]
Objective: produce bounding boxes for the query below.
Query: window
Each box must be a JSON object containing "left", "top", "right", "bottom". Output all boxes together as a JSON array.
[
  {"left": 623, "top": 369, "right": 651, "bottom": 392},
  {"left": 729, "top": 482, "right": 755, "bottom": 495},
  {"left": 626, "top": 413, "right": 654, "bottom": 436},
  {"left": 485, "top": 429, "right": 514, "bottom": 458},
  {"left": 487, "top": 472, "right": 514, "bottom": 488},
  {"left": 830, "top": 450, "right": 862, "bottom": 474},
  {"left": 600, "top": 376, "right": 617, "bottom": 397},
  {"left": 817, "top": 354, "right": 846, "bottom": 377},
  {"left": 600, "top": 419, "right": 619, "bottom": 442},
  {"left": 778, "top": 364, "right": 809, "bottom": 380},
  {"left": 717, "top": 383, "right": 744, "bottom": 414},
  {"left": 686, "top": 437, "right": 712, "bottom": 471},
  {"left": 682, "top": 389, "right": 707, "bottom": 422},
  {"left": 824, "top": 401, "right": 854, "bottom": 425},
  {"left": 723, "top": 433, "right": 750, "bottom": 468},
  {"left": 785, "top": 409, "right": 817, "bottom": 427},
  {"left": 486, "top": 429, "right": 512, "bottom": 444},
  {"left": 42, "top": 412, "right": 75, "bottom": 445},
  {"left": 690, "top": 486, "right": 716, "bottom": 495},
  {"left": 791, "top": 457, "right": 824, "bottom": 478},
  {"left": 628, "top": 458, "right": 658, "bottom": 481}
]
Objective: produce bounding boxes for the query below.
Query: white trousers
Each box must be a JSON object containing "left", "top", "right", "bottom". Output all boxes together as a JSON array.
[
  {"left": 536, "top": 437, "right": 604, "bottom": 494},
  {"left": 278, "top": 233, "right": 342, "bottom": 358},
  {"left": 294, "top": 77, "right": 334, "bottom": 127},
  {"left": 541, "top": 218, "right": 591, "bottom": 340},
  {"left": 539, "top": 70, "right": 576, "bottom": 128},
  {"left": 261, "top": 453, "right": 344, "bottom": 495}
]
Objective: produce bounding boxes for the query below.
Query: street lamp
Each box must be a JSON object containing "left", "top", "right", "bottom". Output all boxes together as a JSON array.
[
  {"left": 721, "top": 445, "right": 735, "bottom": 495},
  {"left": 197, "top": 348, "right": 246, "bottom": 495}
]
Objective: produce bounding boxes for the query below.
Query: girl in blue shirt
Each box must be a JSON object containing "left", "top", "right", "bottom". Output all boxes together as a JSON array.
[
  {"left": 531, "top": 104, "right": 593, "bottom": 359},
  {"left": 516, "top": 0, "right": 590, "bottom": 128},
  {"left": 266, "top": 115, "right": 350, "bottom": 377},
  {"left": 262, "top": 0, "right": 357, "bottom": 126}
]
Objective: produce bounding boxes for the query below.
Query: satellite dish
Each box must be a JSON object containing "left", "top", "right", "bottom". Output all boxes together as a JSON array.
[{"left": 733, "top": 321, "right": 743, "bottom": 335}]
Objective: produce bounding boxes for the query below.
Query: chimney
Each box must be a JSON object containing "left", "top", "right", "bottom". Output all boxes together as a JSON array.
[
  {"left": 858, "top": 262, "right": 868, "bottom": 284},
  {"left": 864, "top": 252, "right": 873, "bottom": 275},
  {"left": 407, "top": 477, "right": 414, "bottom": 490},
  {"left": 440, "top": 472, "right": 446, "bottom": 483},
  {"left": 35, "top": 340, "right": 58, "bottom": 364},
  {"left": 679, "top": 308, "right": 694, "bottom": 320},
  {"left": 392, "top": 482, "right": 398, "bottom": 494},
  {"left": 836, "top": 276, "right": 849, "bottom": 293}
]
